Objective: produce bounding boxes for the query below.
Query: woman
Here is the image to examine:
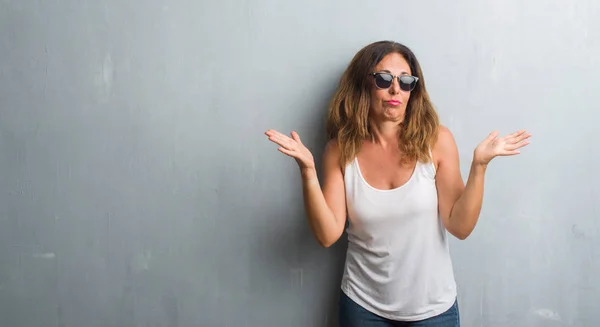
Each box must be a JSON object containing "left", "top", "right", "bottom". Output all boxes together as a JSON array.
[{"left": 265, "top": 41, "right": 530, "bottom": 326}]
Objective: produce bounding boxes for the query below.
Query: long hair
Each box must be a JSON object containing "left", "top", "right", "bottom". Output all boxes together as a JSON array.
[{"left": 326, "top": 41, "right": 440, "bottom": 167}]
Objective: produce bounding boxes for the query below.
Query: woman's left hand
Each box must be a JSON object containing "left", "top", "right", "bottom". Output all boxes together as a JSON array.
[{"left": 473, "top": 129, "right": 531, "bottom": 166}]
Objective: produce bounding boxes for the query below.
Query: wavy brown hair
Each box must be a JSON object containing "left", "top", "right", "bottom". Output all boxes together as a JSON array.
[{"left": 326, "top": 41, "right": 440, "bottom": 167}]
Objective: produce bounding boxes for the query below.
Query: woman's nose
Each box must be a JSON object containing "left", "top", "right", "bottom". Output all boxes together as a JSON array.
[{"left": 388, "top": 77, "right": 400, "bottom": 94}]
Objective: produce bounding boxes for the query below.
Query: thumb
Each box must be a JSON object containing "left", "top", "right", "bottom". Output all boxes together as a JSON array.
[
  {"left": 485, "top": 130, "right": 499, "bottom": 142},
  {"left": 291, "top": 131, "right": 302, "bottom": 143}
]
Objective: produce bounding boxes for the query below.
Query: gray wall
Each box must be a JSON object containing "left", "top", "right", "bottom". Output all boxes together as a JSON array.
[{"left": 1, "top": 0, "right": 599, "bottom": 326}]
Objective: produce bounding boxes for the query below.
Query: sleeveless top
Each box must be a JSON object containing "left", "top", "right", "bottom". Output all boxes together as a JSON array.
[{"left": 340, "top": 155, "right": 457, "bottom": 321}]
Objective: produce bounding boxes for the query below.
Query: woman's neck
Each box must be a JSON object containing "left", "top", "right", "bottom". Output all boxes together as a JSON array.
[{"left": 368, "top": 120, "right": 402, "bottom": 149}]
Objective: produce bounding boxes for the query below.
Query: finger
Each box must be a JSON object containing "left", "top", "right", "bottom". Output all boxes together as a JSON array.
[
  {"left": 485, "top": 131, "right": 499, "bottom": 142},
  {"left": 505, "top": 140, "right": 530, "bottom": 151},
  {"left": 269, "top": 132, "right": 295, "bottom": 147},
  {"left": 267, "top": 134, "right": 288, "bottom": 147},
  {"left": 504, "top": 129, "right": 527, "bottom": 141},
  {"left": 505, "top": 132, "right": 531, "bottom": 145},
  {"left": 268, "top": 130, "right": 291, "bottom": 140},
  {"left": 501, "top": 150, "right": 521, "bottom": 156},
  {"left": 515, "top": 132, "right": 532, "bottom": 143},
  {"left": 495, "top": 148, "right": 522, "bottom": 156},
  {"left": 268, "top": 130, "right": 303, "bottom": 149},
  {"left": 505, "top": 132, "right": 531, "bottom": 146},
  {"left": 278, "top": 147, "right": 296, "bottom": 157},
  {"left": 508, "top": 129, "right": 527, "bottom": 137},
  {"left": 270, "top": 132, "right": 289, "bottom": 143},
  {"left": 265, "top": 129, "right": 282, "bottom": 137},
  {"left": 291, "top": 131, "right": 302, "bottom": 143},
  {"left": 265, "top": 130, "right": 286, "bottom": 143},
  {"left": 270, "top": 137, "right": 294, "bottom": 149}
]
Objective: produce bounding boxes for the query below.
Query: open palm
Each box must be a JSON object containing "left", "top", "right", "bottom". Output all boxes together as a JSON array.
[
  {"left": 265, "top": 129, "right": 315, "bottom": 170},
  {"left": 474, "top": 129, "right": 531, "bottom": 166}
]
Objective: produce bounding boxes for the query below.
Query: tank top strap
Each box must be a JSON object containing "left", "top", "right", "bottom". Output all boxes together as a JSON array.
[{"left": 414, "top": 150, "right": 437, "bottom": 180}]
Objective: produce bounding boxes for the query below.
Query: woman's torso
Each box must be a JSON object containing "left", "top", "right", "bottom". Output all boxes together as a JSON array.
[{"left": 340, "top": 144, "right": 457, "bottom": 321}]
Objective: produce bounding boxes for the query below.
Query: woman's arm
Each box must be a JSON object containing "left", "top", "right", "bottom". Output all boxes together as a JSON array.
[
  {"left": 434, "top": 126, "right": 530, "bottom": 240},
  {"left": 265, "top": 130, "right": 347, "bottom": 247},
  {"left": 300, "top": 140, "right": 347, "bottom": 247}
]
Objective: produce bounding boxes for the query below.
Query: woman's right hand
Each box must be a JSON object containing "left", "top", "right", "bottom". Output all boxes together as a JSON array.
[{"left": 265, "top": 129, "right": 315, "bottom": 171}]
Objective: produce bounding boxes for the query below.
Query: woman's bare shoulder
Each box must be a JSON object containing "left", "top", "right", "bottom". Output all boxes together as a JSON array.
[
  {"left": 323, "top": 138, "right": 342, "bottom": 158},
  {"left": 432, "top": 125, "right": 459, "bottom": 165}
]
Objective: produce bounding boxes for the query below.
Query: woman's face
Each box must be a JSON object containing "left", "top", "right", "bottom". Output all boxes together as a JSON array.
[{"left": 368, "top": 52, "right": 415, "bottom": 123}]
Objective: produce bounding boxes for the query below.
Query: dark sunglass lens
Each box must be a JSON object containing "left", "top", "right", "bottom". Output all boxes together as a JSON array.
[
  {"left": 374, "top": 73, "right": 393, "bottom": 88},
  {"left": 399, "top": 76, "right": 417, "bottom": 91}
]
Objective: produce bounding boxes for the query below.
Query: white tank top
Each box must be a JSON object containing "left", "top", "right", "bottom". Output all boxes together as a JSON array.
[{"left": 341, "top": 155, "right": 457, "bottom": 321}]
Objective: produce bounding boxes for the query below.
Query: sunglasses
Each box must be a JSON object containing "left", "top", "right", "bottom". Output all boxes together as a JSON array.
[{"left": 370, "top": 72, "right": 419, "bottom": 92}]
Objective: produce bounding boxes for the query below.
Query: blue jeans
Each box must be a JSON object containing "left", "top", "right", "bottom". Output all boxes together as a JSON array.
[{"left": 338, "top": 291, "right": 460, "bottom": 327}]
